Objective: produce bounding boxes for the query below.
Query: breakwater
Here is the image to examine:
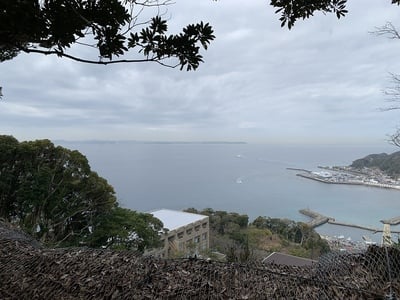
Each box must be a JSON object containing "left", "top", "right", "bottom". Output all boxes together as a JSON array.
[
  {"left": 381, "top": 216, "right": 400, "bottom": 225},
  {"left": 286, "top": 168, "right": 311, "bottom": 173},
  {"left": 299, "top": 209, "right": 333, "bottom": 228},
  {"left": 299, "top": 209, "right": 400, "bottom": 234},
  {"left": 296, "top": 173, "right": 339, "bottom": 184}
]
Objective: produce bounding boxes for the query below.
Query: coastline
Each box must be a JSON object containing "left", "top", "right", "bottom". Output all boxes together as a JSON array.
[{"left": 295, "top": 171, "right": 400, "bottom": 191}]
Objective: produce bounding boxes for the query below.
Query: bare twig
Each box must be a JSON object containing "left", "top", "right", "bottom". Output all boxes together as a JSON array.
[{"left": 371, "top": 22, "right": 400, "bottom": 39}]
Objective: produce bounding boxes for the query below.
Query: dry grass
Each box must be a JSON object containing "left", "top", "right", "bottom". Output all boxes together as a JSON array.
[{"left": 1, "top": 221, "right": 398, "bottom": 299}]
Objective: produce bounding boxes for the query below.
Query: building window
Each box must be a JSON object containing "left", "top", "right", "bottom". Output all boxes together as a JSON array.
[
  {"left": 194, "top": 236, "right": 200, "bottom": 243},
  {"left": 202, "top": 233, "right": 207, "bottom": 240},
  {"left": 195, "top": 225, "right": 200, "bottom": 231},
  {"left": 201, "top": 243, "right": 207, "bottom": 250},
  {"left": 179, "top": 242, "right": 184, "bottom": 251},
  {"left": 186, "top": 228, "right": 192, "bottom": 235},
  {"left": 177, "top": 232, "right": 184, "bottom": 239},
  {"left": 202, "top": 222, "right": 208, "bottom": 228}
]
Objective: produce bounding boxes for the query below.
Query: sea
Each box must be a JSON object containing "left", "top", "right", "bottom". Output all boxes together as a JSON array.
[{"left": 57, "top": 141, "right": 400, "bottom": 243}]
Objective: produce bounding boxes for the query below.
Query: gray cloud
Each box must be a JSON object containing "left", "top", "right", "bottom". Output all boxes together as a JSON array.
[{"left": 1, "top": 0, "right": 400, "bottom": 144}]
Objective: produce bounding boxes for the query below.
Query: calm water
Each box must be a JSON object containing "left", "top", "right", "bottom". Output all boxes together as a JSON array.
[{"left": 58, "top": 142, "right": 400, "bottom": 242}]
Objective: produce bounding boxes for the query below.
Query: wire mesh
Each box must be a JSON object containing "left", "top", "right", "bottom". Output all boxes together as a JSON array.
[{"left": 1, "top": 221, "right": 399, "bottom": 299}]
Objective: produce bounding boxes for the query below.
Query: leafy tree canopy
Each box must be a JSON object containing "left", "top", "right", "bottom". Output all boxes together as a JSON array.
[
  {"left": 0, "top": 135, "right": 162, "bottom": 251},
  {"left": 251, "top": 216, "right": 329, "bottom": 255},
  {"left": 0, "top": 0, "right": 215, "bottom": 71},
  {"left": 3, "top": 0, "right": 400, "bottom": 72},
  {"left": 185, "top": 207, "right": 249, "bottom": 235},
  {"left": 87, "top": 206, "right": 163, "bottom": 251},
  {"left": 270, "top": 0, "right": 400, "bottom": 29}
]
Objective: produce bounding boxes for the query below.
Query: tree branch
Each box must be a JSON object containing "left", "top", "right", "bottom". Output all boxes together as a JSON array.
[
  {"left": 380, "top": 73, "right": 400, "bottom": 111},
  {"left": 388, "top": 129, "right": 400, "bottom": 148},
  {"left": 371, "top": 22, "right": 400, "bottom": 40},
  {"left": 21, "top": 47, "right": 178, "bottom": 67},
  {"left": 2, "top": 1, "right": 214, "bottom": 71}
]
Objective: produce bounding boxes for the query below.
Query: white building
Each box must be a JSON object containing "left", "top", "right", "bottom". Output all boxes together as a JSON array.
[
  {"left": 312, "top": 171, "right": 332, "bottom": 178},
  {"left": 149, "top": 209, "right": 210, "bottom": 258}
]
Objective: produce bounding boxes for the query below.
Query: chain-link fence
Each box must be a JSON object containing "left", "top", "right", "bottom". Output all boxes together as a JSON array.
[{"left": 1, "top": 221, "right": 399, "bottom": 299}]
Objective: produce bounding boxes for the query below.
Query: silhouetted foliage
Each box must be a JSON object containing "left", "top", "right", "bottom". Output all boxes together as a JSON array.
[
  {"left": 0, "top": 0, "right": 215, "bottom": 71},
  {"left": 270, "top": 0, "right": 400, "bottom": 29}
]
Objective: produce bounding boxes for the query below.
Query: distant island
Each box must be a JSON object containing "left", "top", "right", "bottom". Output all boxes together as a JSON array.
[
  {"left": 291, "top": 151, "right": 400, "bottom": 190},
  {"left": 55, "top": 140, "right": 247, "bottom": 145}
]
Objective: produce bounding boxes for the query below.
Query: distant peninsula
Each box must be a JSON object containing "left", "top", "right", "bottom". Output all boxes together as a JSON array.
[
  {"left": 291, "top": 151, "right": 400, "bottom": 190},
  {"left": 56, "top": 140, "right": 247, "bottom": 145}
]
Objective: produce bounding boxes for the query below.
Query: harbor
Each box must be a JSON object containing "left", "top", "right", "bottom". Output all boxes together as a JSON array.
[{"left": 291, "top": 166, "right": 400, "bottom": 191}]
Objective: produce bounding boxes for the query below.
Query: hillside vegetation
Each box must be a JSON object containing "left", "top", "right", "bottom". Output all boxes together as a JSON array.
[
  {"left": 185, "top": 208, "right": 329, "bottom": 262},
  {"left": 351, "top": 151, "right": 400, "bottom": 177},
  {"left": 0, "top": 135, "right": 162, "bottom": 251}
]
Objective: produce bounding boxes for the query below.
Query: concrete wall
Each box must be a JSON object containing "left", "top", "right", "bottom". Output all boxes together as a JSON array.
[{"left": 158, "top": 217, "right": 209, "bottom": 258}]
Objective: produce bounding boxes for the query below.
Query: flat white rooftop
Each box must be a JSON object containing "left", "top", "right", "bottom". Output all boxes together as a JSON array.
[{"left": 150, "top": 209, "right": 208, "bottom": 231}]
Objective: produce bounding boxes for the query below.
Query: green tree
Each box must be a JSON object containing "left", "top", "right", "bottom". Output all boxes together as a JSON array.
[
  {"left": 188, "top": 208, "right": 249, "bottom": 235},
  {"left": 87, "top": 207, "right": 163, "bottom": 251},
  {"left": 250, "top": 216, "right": 329, "bottom": 258},
  {"left": 252, "top": 216, "right": 294, "bottom": 236},
  {"left": 0, "top": 0, "right": 214, "bottom": 70},
  {"left": 0, "top": 135, "right": 162, "bottom": 251},
  {"left": 0, "top": 135, "right": 19, "bottom": 218},
  {"left": 0, "top": 137, "right": 117, "bottom": 245}
]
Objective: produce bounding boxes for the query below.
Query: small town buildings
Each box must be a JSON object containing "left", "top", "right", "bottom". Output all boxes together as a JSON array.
[
  {"left": 311, "top": 171, "right": 332, "bottom": 178},
  {"left": 148, "top": 209, "right": 210, "bottom": 258}
]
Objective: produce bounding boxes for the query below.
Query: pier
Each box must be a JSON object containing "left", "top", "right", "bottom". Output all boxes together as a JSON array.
[
  {"left": 328, "top": 220, "right": 382, "bottom": 232},
  {"left": 296, "top": 173, "right": 338, "bottom": 184},
  {"left": 299, "top": 209, "right": 333, "bottom": 228},
  {"left": 286, "top": 168, "right": 311, "bottom": 173},
  {"left": 299, "top": 209, "right": 400, "bottom": 234},
  {"left": 381, "top": 216, "right": 400, "bottom": 225}
]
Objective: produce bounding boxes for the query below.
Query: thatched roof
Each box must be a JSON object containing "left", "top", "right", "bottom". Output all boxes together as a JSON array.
[{"left": 1, "top": 220, "right": 399, "bottom": 299}]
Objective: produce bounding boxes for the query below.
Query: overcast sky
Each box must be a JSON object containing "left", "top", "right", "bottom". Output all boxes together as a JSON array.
[{"left": 2, "top": 0, "right": 400, "bottom": 145}]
